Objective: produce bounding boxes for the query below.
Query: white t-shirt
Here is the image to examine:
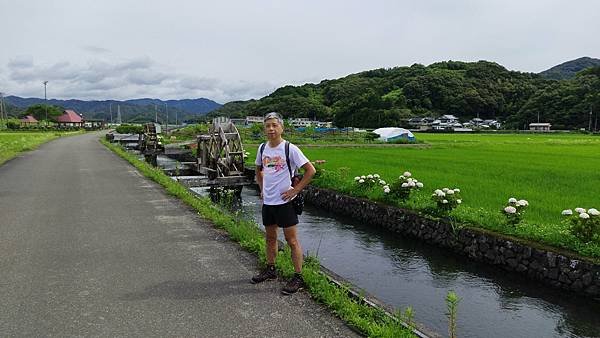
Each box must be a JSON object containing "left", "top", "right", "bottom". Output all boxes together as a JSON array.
[{"left": 255, "top": 141, "right": 309, "bottom": 206}]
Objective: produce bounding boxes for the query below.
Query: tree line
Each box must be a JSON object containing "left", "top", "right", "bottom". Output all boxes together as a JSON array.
[{"left": 208, "top": 61, "right": 600, "bottom": 130}]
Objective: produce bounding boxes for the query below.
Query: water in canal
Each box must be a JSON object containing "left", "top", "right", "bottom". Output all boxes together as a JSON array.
[{"left": 191, "top": 185, "right": 600, "bottom": 338}]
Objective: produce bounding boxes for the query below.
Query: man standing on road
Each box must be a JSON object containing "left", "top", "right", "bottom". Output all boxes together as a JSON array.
[{"left": 251, "top": 112, "right": 316, "bottom": 295}]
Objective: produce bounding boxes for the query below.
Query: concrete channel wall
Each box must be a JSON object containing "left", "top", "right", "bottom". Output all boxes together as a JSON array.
[{"left": 303, "top": 186, "right": 600, "bottom": 297}]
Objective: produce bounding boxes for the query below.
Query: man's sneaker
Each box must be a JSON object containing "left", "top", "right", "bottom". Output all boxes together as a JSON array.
[
  {"left": 251, "top": 266, "right": 277, "bottom": 284},
  {"left": 281, "top": 273, "right": 304, "bottom": 295}
]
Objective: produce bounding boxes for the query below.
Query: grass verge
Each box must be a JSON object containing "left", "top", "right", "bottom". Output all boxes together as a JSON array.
[
  {"left": 100, "top": 138, "right": 416, "bottom": 338},
  {"left": 0, "top": 131, "right": 83, "bottom": 166}
]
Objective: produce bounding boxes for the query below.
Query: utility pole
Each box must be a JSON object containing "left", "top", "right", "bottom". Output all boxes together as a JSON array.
[
  {"left": 589, "top": 106, "right": 593, "bottom": 132},
  {"left": 154, "top": 104, "right": 158, "bottom": 123},
  {"left": 165, "top": 103, "right": 168, "bottom": 133},
  {"left": 0, "top": 92, "right": 4, "bottom": 121},
  {"left": 117, "top": 105, "right": 122, "bottom": 124},
  {"left": 43, "top": 81, "right": 48, "bottom": 126}
]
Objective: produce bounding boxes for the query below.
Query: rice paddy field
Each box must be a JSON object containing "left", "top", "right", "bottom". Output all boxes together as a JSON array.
[
  {"left": 0, "top": 132, "right": 65, "bottom": 165},
  {"left": 262, "top": 132, "right": 600, "bottom": 258}
]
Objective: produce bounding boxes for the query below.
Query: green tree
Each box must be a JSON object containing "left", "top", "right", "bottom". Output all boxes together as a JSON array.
[{"left": 24, "top": 104, "right": 64, "bottom": 121}]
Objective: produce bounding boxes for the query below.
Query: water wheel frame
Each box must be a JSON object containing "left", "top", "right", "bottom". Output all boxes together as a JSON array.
[{"left": 197, "top": 119, "right": 245, "bottom": 180}]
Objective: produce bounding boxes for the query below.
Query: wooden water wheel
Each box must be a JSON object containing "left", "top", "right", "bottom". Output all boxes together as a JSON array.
[
  {"left": 139, "top": 123, "right": 164, "bottom": 166},
  {"left": 197, "top": 118, "right": 246, "bottom": 181}
]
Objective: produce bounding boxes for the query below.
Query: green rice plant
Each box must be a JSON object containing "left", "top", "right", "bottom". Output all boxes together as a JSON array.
[{"left": 302, "top": 133, "right": 600, "bottom": 259}]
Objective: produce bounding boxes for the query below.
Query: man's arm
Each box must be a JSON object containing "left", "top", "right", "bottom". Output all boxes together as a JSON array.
[
  {"left": 255, "top": 167, "right": 264, "bottom": 199},
  {"left": 281, "top": 161, "right": 315, "bottom": 201}
]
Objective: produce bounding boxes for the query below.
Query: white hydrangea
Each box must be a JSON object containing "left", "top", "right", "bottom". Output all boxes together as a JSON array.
[
  {"left": 383, "top": 185, "right": 390, "bottom": 190},
  {"left": 367, "top": 174, "right": 373, "bottom": 179},
  {"left": 379, "top": 180, "right": 386, "bottom": 185},
  {"left": 579, "top": 212, "right": 590, "bottom": 219},
  {"left": 416, "top": 182, "right": 424, "bottom": 188},
  {"left": 359, "top": 179, "right": 365, "bottom": 183},
  {"left": 457, "top": 199, "right": 462, "bottom": 204},
  {"left": 588, "top": 208, "right": 600, "bottom": 216},
  {"left": 442, "top": 188, "right": 449, "bottom": 192},
  {"left": 354, "top": 176, "right": 360, "bottom": 181},
  {"left": 373, "top": 174, "right": 380, "bottom": 178},
  {"left": 508, "top": 197, "right": 517, "bottom": 204},
  {"left": 361, "top": 175, "right": 366, "bottom": 179},
  {"left": 446, "top": 189, "right": 455, "bottom": 195},
  {"left": 408, "top": 181, "right": 416, "bottom": 187},
  {"left": 435, "top": 190, "right": 445, "bottom": 197},
  {"left": 517, "top": 200, "right": 528, "bottom": 207},
  {"left": 561, "top": 209, "right": 573, "bottom": 215},
  {"left": 399, "top": 175, "right": 405, "bottom": 180},
  {"left": 442, "top": 199, "right": 449, "bottom": 204},
  {"left": 504, "top": 206, "right": 517, "bottom": 214},
  {"left": 575, "top": 208, "right": 586, "bottom": 214},
  {"left": 403, "top": 171, "right": 412, "bottom": 177},
  {"left": 401, "top": 183, "right": 409, "bottom": 188},
  {"left": 383, "top": 187, "right": 390, "bottom": 194},
  {"left": 454, "top": 188, "right": 460, "bottom": 193}
]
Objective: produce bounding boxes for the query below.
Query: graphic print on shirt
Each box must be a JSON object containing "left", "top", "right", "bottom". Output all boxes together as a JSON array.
[{"left": 262, "top": 155, "right": 285, "bottom": 173}]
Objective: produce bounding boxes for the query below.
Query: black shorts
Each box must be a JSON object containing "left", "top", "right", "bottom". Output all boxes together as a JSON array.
[{"left": 262, "top": 202, "right": 298, "bottom": 228}]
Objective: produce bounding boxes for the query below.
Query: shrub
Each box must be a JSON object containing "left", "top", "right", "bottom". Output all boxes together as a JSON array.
[
  {"left": 115, "top": 124, "right": 143, "bottom": 134},
  {"left": 6, "top": 121, "right": 20, "bottom": 130},
  {"left": 354, "top": 173, "right": 380, "bottom": 191},
  {"left": 431, "top": 187, "right": 462, "bottom": 213},
  {"left": 388, "top": 171, "right": 423, "bottom": 200},
  {"left": 562, "top": 208, "right": 600, "bottom": 243},
  {"left": 502, "top": 197, "right": 529, "bottom": 225}
]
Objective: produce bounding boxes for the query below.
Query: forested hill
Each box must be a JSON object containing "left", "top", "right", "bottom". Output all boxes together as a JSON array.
[
  {"left": 5, "top": 97, "right": 221, "bottom": 123},
  {"left": 208, "top": 59, "right": 600, "bottom": 130},
  {"left": 540, "top": 57, "right": 600, "bottom": 80}
]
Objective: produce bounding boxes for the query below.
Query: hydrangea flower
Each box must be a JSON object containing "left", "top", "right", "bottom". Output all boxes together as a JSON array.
[
  {"left": 508, "top": 197, "right": 517, "bottom": 204},
  {"left": 517, "top": 200, "right": 529, "bottom": 207},
  {"left": 562, "top": 209, "right": 573, "bottom": 215},
  {"left": 588, "top": 208, "right": 600, "bottom": 216},
  {"left": 579, "top": 213, "right": 590, "bottom": 219},
  {"left": 359, "top": 179, "right": 365, "bottom": 183},
  {"left": 575, "top": 207, "right": 586, "bottom": 214},
  {"left": 403, "top": 171, "right": 411, "bottom": 177},
  {"left": 504, "top": 206, "right": 517, "bottom": 214}
]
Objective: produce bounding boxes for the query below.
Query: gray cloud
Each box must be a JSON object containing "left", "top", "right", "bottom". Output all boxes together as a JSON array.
[
  {"left": 2, "top": 55, "right": 275, "bottom": 102},
  {"left": 81, "top": 45, "right": 111, "bottom": 54},
  {"left": 7, "top": 56, "right": 34, "bottom": 69},
  {"left": 1, "top": 0, "right": 598, "bottom": 102}
]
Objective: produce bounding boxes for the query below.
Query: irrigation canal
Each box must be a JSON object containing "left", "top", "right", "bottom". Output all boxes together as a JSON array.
[
  {"left": 191, "top": 185, "right": 600, "bottom": 338},
  {"left": 146, "top": 153, "right": 600, "bottom": 338}
]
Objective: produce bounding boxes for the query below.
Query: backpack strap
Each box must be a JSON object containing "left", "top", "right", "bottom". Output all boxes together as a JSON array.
[
  {"left": 285, "top": 141, "right": 293, "bottom": 181},
  {"left": 258, "top": 142, "right": 266, "bottom": 170}
]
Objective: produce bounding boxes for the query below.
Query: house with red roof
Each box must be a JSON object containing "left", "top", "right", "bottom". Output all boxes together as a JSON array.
[
  {"left": 56, "top": 110, "right": 84, "bottom": 128},
  {"left": 20, "top": 115, "right": 39, "bottom": 126}
]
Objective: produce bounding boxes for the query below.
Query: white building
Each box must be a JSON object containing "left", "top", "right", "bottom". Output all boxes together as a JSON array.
[
  {"left": 529, "top": 123, "right": 551, "bottom": 132},
  {"left": 246, "top": 116, "right": 263, "bottom": 124}
]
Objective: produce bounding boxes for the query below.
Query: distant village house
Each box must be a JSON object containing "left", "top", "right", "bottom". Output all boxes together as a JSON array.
[
  {"left": 529, "top": 123, "right": 551, "bottom": 132},
  {"left": 56, "top": 110, "right": 84, "bottom": 128}
]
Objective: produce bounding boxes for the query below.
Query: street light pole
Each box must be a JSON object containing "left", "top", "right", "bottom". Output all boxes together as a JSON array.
[{"left": 43, "top": 81, "right": 48, "bottom": 126}]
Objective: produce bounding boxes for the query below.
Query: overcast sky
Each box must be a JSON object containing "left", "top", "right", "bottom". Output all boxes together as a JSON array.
[{"left": 1, "top": 0, "right": 599, "bottom": 103}]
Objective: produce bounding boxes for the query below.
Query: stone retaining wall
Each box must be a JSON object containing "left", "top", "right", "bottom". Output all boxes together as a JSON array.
[{"left": 304, "top": 186, "right": 600, "bottom": 297}]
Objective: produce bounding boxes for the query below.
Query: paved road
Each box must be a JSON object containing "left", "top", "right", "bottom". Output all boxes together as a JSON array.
[{"left": 0, "top": 132, "right": 359, "bottom": 337}]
